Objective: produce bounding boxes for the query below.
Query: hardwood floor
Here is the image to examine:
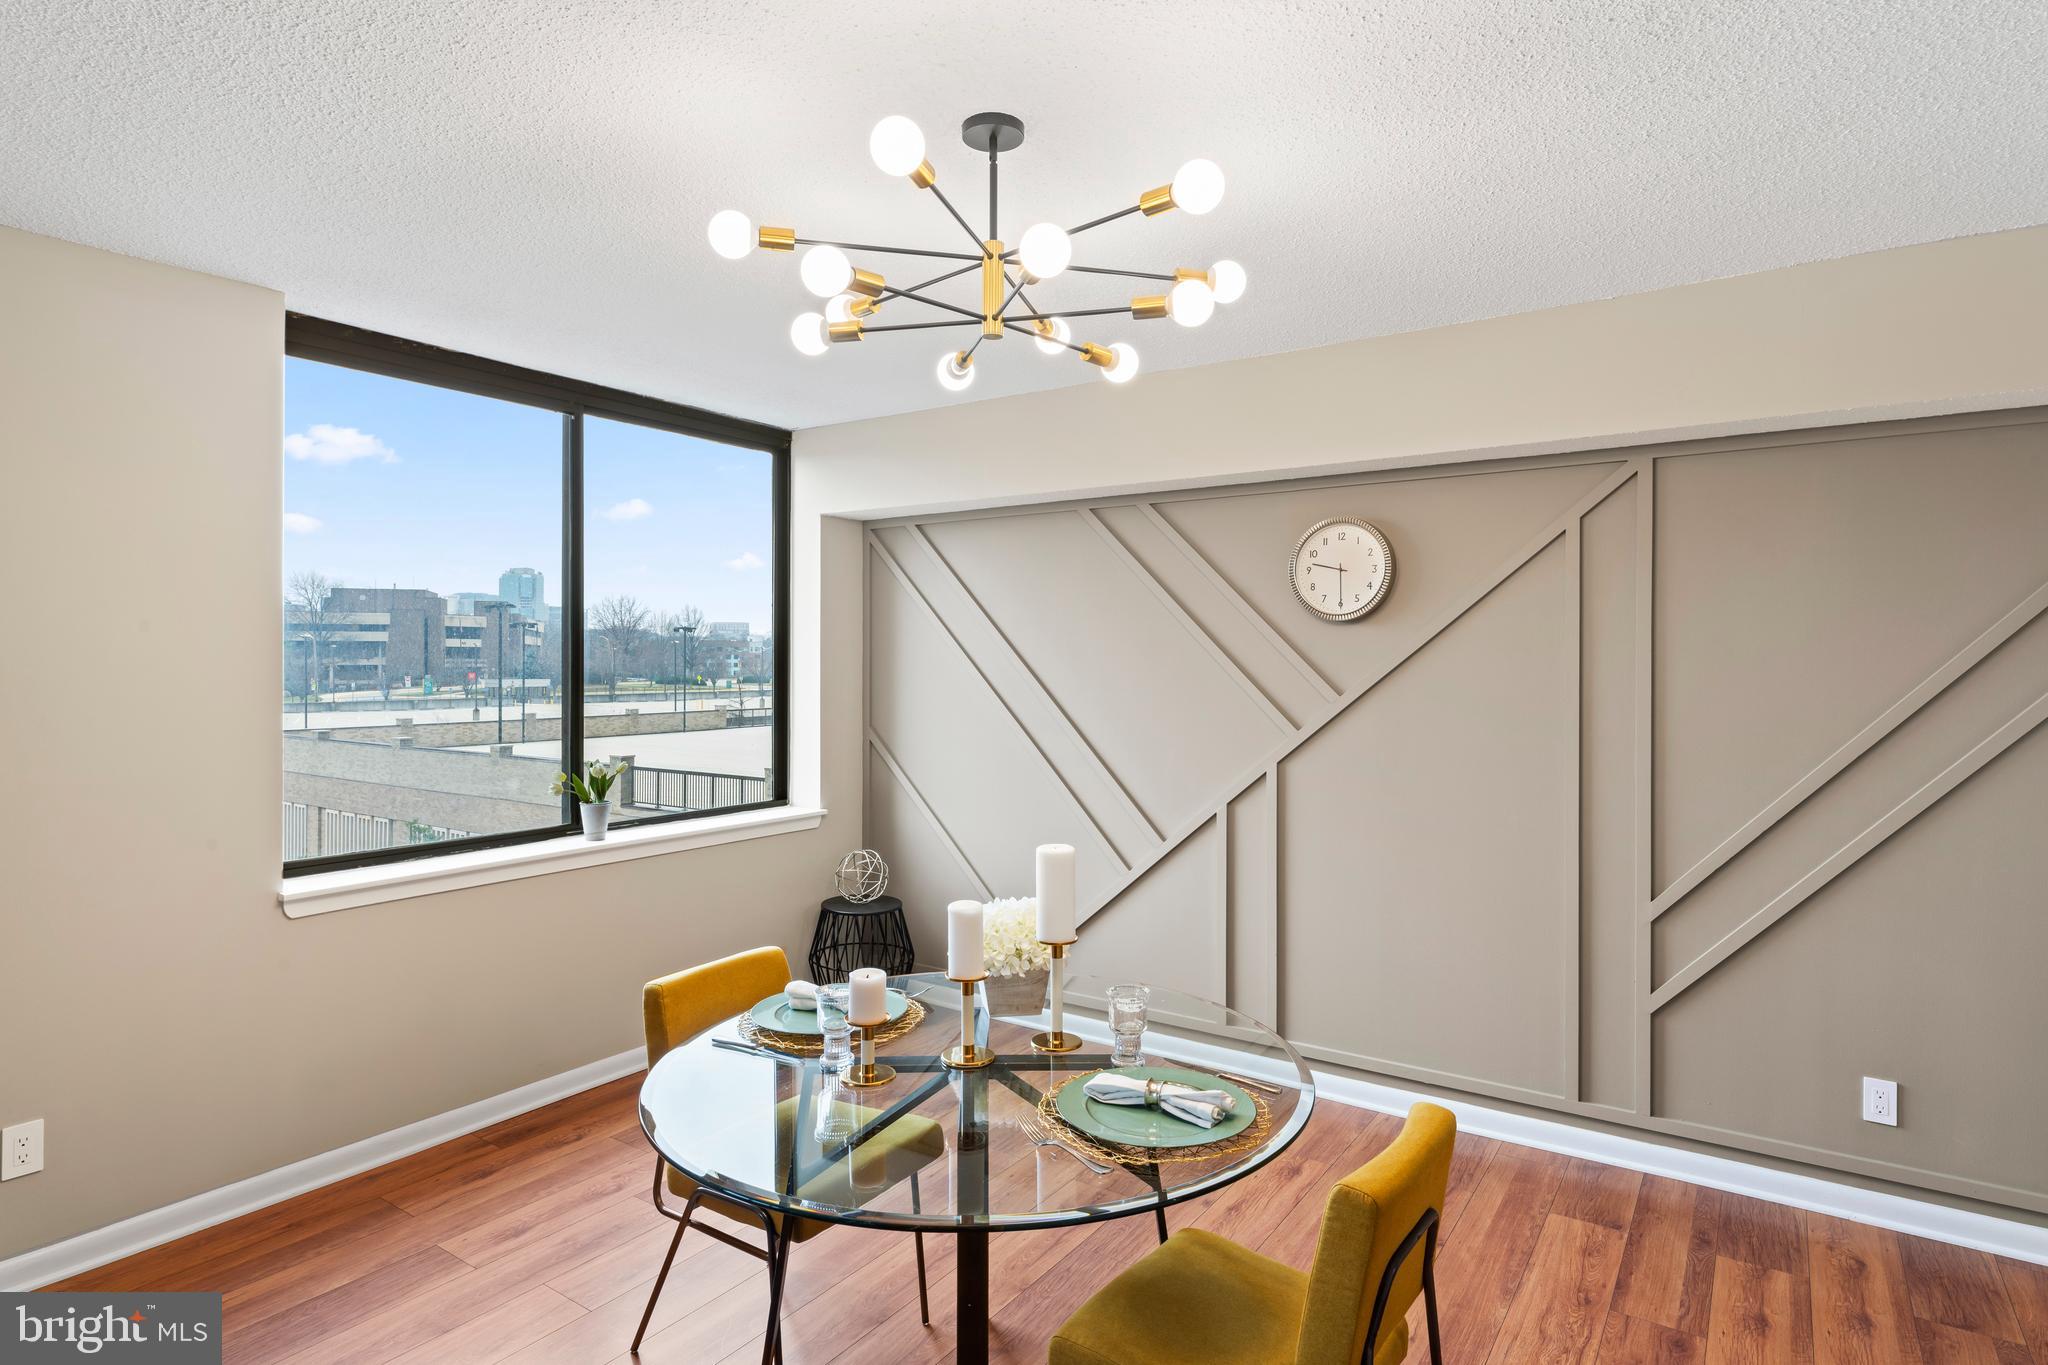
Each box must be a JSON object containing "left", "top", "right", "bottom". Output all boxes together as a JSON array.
[{"left": 47, "top": 1077, "right": 2048, "bottom": 1364}]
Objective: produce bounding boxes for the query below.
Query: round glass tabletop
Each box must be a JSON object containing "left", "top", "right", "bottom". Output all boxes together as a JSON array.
[{"left": 637, "top": 970, "right": 1315, "bottom": 1232}]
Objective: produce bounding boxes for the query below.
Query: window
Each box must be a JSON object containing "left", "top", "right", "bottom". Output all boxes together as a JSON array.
[{"left": 282, "top": 317, "right": 788, "bottom": 874}]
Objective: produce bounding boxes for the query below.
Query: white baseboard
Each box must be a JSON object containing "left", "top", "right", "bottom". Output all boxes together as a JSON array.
[
  {"left": 1312, "top": 1070, "right": 2048, "bottom": 1268},
  {"left": 0, "top": 1048, "right": 647, "bottom": 1292},
  {"left": 6, "top": 1037, "right": 2043, "bottom": 1290}
]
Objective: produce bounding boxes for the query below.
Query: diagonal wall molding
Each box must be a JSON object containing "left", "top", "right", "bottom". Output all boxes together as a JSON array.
[
  {"left": 1649, "top": 577, "right": 2048, "bottom": 919},
  {"left": 868, "top": 728, "right": 993, "bottom": 901},
  {"left": 1076, "top": 506, "right": 1295, "bottom": 735},
  {"left": 1648, "top": 688, "right": 2048, "bottom": 1009},
  {"left": 1084, "top": 462, "right": 1639, "bottom": 925},
  {"left": 868, "top": 529, "right": 1130, "bottom": 871}
]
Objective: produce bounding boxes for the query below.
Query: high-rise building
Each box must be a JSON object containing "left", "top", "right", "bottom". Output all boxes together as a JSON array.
[
  {"left": 707, "top": 620, "right": 749, "bottom": 640},
  {"left": 499, "top": 566, "right": 545, "bottom": 621}
]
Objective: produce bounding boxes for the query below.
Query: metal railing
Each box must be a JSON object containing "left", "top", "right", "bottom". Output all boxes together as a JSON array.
[
  {"left": 627, "top": 765, "right": 770, "bottom": 812},
  {"left": 283, "top": 802, "right": 471, "bottom": 860}
]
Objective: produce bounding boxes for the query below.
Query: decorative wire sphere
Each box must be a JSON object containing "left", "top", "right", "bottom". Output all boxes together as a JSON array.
[{"left": 834, "top": 849, "right": 889, "bottom": 903}]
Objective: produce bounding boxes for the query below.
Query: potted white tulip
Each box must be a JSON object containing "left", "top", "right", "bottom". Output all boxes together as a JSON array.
[{"left": 552, "top": 759, "right": 628, "bottom": 840}]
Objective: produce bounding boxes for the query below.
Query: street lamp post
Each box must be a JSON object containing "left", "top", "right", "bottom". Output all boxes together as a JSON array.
[
  {"left": 674, "top": 624, "right": 697, "bottom": 725},
  {"left": 492, "top": 603, "right": 505, "bottom": 745},
  {"left": 298, "top": 632, "right": 314, "bottom": 727},
  {"left": 670, "top": 629, "right": 681, "bottom": 712}
]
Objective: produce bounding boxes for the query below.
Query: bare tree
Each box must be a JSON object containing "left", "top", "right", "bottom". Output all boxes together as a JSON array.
[
  {"left": 588, "top": 595, "right": 649, "bottom": 701},
  {"left": 286, "top": 571, "right": 339, "bottom": 699},
  {"left": 651, "top": 605, "right": 707, "bottom": 684}
]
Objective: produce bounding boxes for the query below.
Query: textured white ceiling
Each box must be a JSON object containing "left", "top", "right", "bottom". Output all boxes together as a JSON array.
[{"left": 3, "top": 1, "right": 2043, "bottom": 431}]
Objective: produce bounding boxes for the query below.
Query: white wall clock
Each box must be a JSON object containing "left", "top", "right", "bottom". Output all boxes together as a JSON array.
[{"left": 1289, "top": 517, "right": 1394, "bottom": 621}]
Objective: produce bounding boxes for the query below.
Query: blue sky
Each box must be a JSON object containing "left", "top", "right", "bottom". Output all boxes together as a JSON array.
[{"left": 283, "top": 358, "right": 775, "bottom": 631}]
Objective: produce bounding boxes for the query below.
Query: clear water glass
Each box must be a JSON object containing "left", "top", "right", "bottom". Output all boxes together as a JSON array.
[
  {"left": 1106, "top": 984, "right": 1151, "bottom": 1066},
  {"left": 817, "top": 983, "right": 853, "bottom": 1073}
]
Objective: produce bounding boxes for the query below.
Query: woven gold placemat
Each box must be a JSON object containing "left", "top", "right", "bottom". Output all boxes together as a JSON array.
[
  {"left": 1036, "top": 1071, "right": 1273, "bottom": 1167},
  {"left": 738, "top": 997, "right": 929, "bottom": 1056}
]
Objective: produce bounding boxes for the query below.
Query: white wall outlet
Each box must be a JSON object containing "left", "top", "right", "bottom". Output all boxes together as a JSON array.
[
  {"left": 1862, "top": 1077, "right": 1899, "bottom": 1127},
  {"left": 2, "top": 1118, "right": 44, "bottom": 1179}
]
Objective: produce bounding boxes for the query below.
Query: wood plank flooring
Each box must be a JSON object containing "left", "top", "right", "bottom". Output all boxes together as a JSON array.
[{"left": 47, "top": 1076, "right": 2048, "bottom": 1364}]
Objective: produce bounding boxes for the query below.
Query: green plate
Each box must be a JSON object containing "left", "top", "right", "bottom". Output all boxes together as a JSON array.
[
  {"left": 748, "top": 988, "right": 909, "bottom": 1037},
  {"left": 1053, "top": 1066, "right": 1256, "bottom": 1149}
]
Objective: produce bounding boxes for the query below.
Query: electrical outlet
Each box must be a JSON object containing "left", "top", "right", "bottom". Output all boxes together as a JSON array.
[
  {"left": 1861, "top": 1077, "right": 1899, "bottom": 1127},
  {"left": 2, "top": 1118, "right": 43, "bottom": 1179}
]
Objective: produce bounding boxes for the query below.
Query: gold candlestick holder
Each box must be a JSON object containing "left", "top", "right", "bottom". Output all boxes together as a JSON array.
[
  {"left": 843, "top": 1021, "right": 895, "bottom": 1087},
  {"left": 1030, "top": 940, "right": 1083, "bottom": 1053},
  {"left": 942, "top": 974, "right": 994, "bottom": 1069}
]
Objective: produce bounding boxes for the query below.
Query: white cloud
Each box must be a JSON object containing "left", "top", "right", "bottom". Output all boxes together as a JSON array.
[
  {"left": 723, "top": 550, "right": 766, "bottom": 571},
  {"left": 282, "top": 511, "right": 324, "bottom": 535},
  {"left": 283, "top": 424, "right": 397, "bottom": 465},
  {"left": 605, "top": 497, "right": 654, "bottom": 521}
]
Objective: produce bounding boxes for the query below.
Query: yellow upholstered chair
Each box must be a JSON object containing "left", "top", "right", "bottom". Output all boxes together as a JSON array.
[
  {"left": 1050, "top": 1103, "right": 1456, "bottom": 1365},
  {"left": 632, "top": 947, "right": 945, "bottom": 1361}
]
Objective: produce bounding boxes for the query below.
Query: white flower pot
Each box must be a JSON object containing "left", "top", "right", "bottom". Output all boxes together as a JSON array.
[{"left": 579, "top": 802, "right": 611, "bottom": 841}]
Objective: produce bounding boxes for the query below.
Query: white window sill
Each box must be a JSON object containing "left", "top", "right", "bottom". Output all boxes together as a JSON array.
[{"left": 279, "top": 805, "right": 826, "bottom": 918}]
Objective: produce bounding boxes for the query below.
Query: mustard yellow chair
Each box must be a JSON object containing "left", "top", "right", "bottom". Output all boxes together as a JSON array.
[
  {"left": 632, "top": 947, "right": 945, "bottom": 1362},
  {"left": 1050, "top": 1103, "right": 1455, "bottom": 1365}
]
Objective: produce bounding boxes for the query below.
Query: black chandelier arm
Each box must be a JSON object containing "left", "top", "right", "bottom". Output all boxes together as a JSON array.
[
  {"left": 1001, "top": 306, "right": 1131, "bottom": 323},
  {"left": 1063, "top": 263, "right": 1178, "bottom": 283},
  {"left": 861, "top": 318, "right": 982, "bottom": 333},
  {"left": 903, "top": 261, "right": 983, "bottom": 294},
  {"left": 877, "top": 286, "right": 983, "bottom": 321},
  {"left": 795, "top": 237, "right": 982, "bottom": 263},
  {"left": 1068, "top": 203, "right": 1144, "bottom": 236},
  {"left": 925, "top": 182, "right": 987, "bottom": 249}
]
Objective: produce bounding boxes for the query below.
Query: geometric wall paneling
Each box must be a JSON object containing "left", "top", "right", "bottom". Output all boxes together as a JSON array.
[
  {"left": 1654, "top": 720, "right": 2048, "bottom": 1205},
  {"left": 1151, "top": 459, "right": 1628, "bottom": 695},
  {"left": 1280, "top": 533, "right": 1578, "bottom": 1104},
  {"left": 863, "top": 409, "right": 2048, "bottom": 1213},
  {"left": 1090, "top": 503, "right": 1331, "bottom": 728},
  {"left": 1073, "top": 816, "right": 1224, "bottom": 1003},
  {"left": 1650, "top": 590, "right": 2048, "bottom": 986},
  {"left": 1652, "top": 417, "right": 2048, "bottom": 892},
  {"left": 872, "top": 524, "right": 1154, "bottom": 866},
  {"left": 919, "top": 511, "right": 1281, "bottom": 838},
  {"left": 1577, "top": 475, "right": 1640, "bottom": 1113}
]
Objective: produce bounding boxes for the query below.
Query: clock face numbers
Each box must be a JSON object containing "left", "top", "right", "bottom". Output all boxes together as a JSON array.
[{"left": 1290, "top": 519, "right": 1393, "bottom": 621}]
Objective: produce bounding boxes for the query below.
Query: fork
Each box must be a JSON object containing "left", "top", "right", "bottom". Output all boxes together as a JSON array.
[{"left": 1018, "top": 1114, "right": 1113, "bottom": 1175}]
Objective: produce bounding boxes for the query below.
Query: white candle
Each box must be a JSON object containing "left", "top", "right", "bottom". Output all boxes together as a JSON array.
[
  {"left": 1035, "top": 843, "right": 1076, "bottom": 942},
  {"left": 848, "top": 966, "right": 887, "bottom": 1026},
  {"left": 947, "top": 899, "right": 985, "bottom": 979}
]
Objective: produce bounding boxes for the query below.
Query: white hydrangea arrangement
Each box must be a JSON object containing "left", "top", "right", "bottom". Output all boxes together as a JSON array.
[{"left": 982, "top": 897, "right": 1052, "bottom": 977}]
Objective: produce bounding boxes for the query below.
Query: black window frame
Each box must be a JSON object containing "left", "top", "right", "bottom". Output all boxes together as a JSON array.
[{"left": 283, "top": 314, "right": 792, "bottom": 876}]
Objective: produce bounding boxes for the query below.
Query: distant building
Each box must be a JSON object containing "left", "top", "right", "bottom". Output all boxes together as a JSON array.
[
  {"left": 499, "top": 567, "right": 545, "bottom": 620},
  {"left": 706, "top": 620, "right": 749, "bottom": 640},
  {"left": 292, "top": 586, "right": 548, "bottom": 692}
]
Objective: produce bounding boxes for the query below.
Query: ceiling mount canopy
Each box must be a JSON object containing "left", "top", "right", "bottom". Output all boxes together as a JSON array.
[{"left": 708, "top": 111, "right": 1245, "bottom": 392}]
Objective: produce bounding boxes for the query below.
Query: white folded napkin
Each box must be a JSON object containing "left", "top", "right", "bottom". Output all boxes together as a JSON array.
[
  {"left": 783, "top": 979, "right": 819, "bottom": 1011},
  {"left": 1082, "top": 1073, "right": 1237, "bottom": 1129}
]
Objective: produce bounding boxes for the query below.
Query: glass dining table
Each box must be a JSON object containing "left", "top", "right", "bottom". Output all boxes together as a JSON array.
[{"left": 637, "top": 969, "right": 1316, "bottom": 1364}]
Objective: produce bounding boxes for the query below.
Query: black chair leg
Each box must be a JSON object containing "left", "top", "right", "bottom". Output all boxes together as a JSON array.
[
  {"left": 1154, "top": 1204, "right": 1169, "bottom": 1244},
  {"left": 631, "top": 1219, "right": 688, "bottom": 1354},
  {"left": 1422, "top": 1224, "right": 1443, "bottom": 1365},
  {"left": 910, "top": 1171, "right": 931, "bottom": 1326}
]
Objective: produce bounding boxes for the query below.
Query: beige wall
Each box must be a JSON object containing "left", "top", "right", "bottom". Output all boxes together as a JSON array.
[
  {"left": 0, "top": 226, "right": 852, "bottom": 1261},
  {"left": 799, "top": 227, "right": 2048, "bottom": 1216}
]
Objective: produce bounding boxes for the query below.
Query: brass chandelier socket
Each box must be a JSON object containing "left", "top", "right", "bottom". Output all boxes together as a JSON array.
[
  {"left": 1131, "top": 294, "right": 1170, "bottom": 320},
  {"left": 1080, "top": 342, "right": 1116, "bottom": 368},
  {"left": 757, "top": 226, "right": 796, "bottom": 251},
  {"left": 847, "top": 295, "right": 879, "bottom": 319},
  {"left": 1138, "top": 183, "right": 1175, "bottom": 216},
  {"left": 1174, "top": 267, "right": 1212, "bottom": 285},
  {"left": 909, "top": 159, "right": 937, "bottom": 189},
  {"left": 847, "top": 268, "right": 886, "bottom": 299},
  {"left": 981, "top": 240, "right": 1006, "bottom": 338},
  {"left": 1032, "top": 318, "right": 1058, "bottom": 341},
  {"left": 828, "top": 319, "right": 865, "bottom": 343}
]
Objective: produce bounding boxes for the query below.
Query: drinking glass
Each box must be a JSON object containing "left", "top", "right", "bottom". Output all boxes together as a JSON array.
[
  {"left": 817, "top": 983, "right": 853, "bottom": 1073},
  {"left": 1106, "top": 984, "right": 1151, "bottom": 1066}
]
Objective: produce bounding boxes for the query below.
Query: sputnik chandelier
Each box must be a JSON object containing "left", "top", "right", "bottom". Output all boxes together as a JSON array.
[{"left": 706, "top": 111, "right": 1244, "bottom": 391}]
